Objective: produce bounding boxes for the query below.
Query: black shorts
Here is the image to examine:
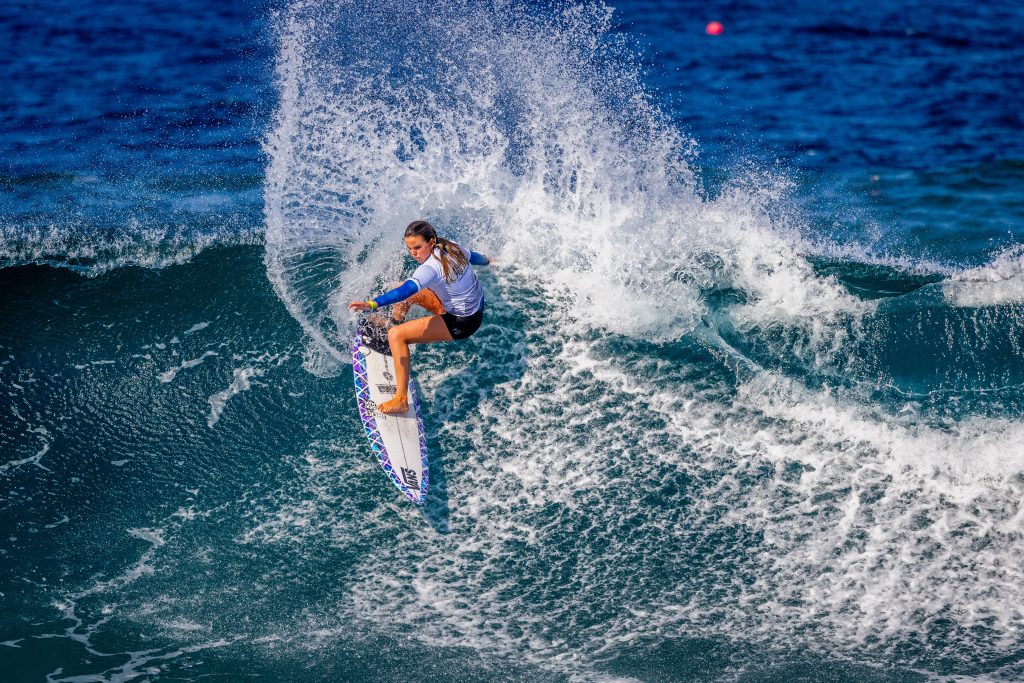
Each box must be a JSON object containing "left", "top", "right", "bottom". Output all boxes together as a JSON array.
[{"left": 441, "top": 304, "right": 484, "bottom": 340}]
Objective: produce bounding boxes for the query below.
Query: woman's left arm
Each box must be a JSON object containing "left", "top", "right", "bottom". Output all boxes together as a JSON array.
[
  {"left": 348, "top": 279, "right": 421, "bottom": 312},
  {"left": 469, "top": 251, "right": 490, "bottom": 266}
]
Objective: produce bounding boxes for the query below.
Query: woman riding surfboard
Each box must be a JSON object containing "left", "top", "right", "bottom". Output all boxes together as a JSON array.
[{"left": 349, "top": 220, "right": 491, "bottom": 414}]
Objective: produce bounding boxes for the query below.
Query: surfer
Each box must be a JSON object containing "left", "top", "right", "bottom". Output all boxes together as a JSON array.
[{"left": 349, "top": 220, "right": 491, "bottom": 414}]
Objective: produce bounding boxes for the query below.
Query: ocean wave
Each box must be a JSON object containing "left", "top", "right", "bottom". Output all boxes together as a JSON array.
[
  {"left": 0, "top": 223, "right": 263, "bottom": 276},
  {"left": 262, "top": 0, "right": 1024, "bottom": 395}
]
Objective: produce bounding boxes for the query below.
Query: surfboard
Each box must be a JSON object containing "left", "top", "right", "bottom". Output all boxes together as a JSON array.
[{"left": 352, "top": 316, "right": 429, "bottom": 504}]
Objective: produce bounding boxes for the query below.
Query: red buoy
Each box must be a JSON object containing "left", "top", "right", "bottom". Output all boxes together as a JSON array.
[{"left": 706, "top": 21, "right": 724, "bottom": 36}]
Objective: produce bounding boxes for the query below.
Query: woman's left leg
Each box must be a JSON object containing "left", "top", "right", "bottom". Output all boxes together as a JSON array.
[
  {"left": 378, "top": 315, "right": 453, "bottom": 414},
  {"left": 391, "top": 284, "right": 445, "bottom": 322}
]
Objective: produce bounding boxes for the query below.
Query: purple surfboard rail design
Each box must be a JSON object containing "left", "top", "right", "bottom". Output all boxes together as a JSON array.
[{"left": 352, "top": 328, "right": 430, "bottom": 505}]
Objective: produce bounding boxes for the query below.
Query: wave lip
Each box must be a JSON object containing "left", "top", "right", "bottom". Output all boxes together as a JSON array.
[{"left": 943, "top": 245, "right": 1024, "bottom": 308}]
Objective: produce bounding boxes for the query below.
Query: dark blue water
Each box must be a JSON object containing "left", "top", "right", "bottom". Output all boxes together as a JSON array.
[
  {"left": 625, "top": 0, "right": 1024, "bottom": 266},
  {"left": 0, "top": 0, "right": 271, "bottom": 269},
  {"left": 3, "top": 1, "right": 1024, "bottom": 681}
]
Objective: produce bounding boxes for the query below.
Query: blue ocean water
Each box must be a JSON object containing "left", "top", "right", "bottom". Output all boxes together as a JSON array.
[{"left": 3, "top": 1, "right": 1024, "bottom": 681}]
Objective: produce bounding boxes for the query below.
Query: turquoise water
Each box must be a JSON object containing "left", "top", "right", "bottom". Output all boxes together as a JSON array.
[{"left": 3, "top": 0, "right": 1024, "bottom": 680}]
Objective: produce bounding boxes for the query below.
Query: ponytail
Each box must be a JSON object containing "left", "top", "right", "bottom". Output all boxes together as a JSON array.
[{"left": 404, "top": 220, "right": 468, "bottom": 283}]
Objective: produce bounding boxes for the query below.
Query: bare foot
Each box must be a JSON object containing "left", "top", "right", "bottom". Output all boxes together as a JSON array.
[{"left": 378, "top": 395, "right": 409, "bottom": 414}]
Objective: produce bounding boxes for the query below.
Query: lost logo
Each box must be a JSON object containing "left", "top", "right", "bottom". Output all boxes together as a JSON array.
[
  {"left": 365, "top": 399, "right": 390, "bottom": 419},
  {"left": 400, "top": 467, "right": 419, "bottom": 488},
  {"left": 376, "top": 384, "right": 398, "bottom": 395}
]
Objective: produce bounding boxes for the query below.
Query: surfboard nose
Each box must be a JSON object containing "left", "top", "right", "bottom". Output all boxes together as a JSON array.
[{"left": 358, "top": 315, "right": 393, "bottom": 355}]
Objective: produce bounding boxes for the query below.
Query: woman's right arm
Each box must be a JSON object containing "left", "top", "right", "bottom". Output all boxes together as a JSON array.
[{"left": 373, "top": 279, "right": 420, "bottom": 307}]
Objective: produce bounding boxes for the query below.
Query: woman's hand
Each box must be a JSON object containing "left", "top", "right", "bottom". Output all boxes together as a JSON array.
[{"left": 349, "top": 300, "right": 374, "bottom": 312}]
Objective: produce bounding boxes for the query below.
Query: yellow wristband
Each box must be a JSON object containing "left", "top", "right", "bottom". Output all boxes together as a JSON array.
[{"left": 367, "top": 300, "right": 378, "bottom": 310}]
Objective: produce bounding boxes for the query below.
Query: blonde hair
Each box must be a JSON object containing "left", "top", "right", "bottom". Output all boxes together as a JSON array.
[{"left": 405, "top": 220, "right": 468, "bottom": 283}]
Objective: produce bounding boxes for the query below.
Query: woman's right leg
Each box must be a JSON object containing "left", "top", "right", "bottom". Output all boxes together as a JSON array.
[{"left": 378, "top": 315, "right": 453, "bottom": 414}]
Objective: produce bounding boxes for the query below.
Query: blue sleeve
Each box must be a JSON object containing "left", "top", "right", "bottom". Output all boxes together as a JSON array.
[
  {"left": 469, "top": 251, "right": 489, "bottom": 266},
  {"left": 372, "top": 279, "right": 420, "bottom": 307}
]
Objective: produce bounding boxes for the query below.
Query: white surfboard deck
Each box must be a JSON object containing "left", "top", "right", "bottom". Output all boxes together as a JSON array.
[{"left": 352, "top": 318, "right": 429, "bottom": 504}]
